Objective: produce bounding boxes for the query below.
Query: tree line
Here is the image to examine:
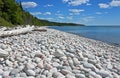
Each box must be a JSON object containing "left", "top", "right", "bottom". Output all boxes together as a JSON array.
[{"left": 0, "top": 0, "right": 84, "bottom": 27}]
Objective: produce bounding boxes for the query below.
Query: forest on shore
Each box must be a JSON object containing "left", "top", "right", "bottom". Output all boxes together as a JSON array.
[{"left": 0, "top": 0, "right": 84, "bottom": 27}]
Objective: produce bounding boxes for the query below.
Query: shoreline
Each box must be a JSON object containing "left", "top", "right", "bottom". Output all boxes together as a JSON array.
[
  {"left": 0, "top": 27, "right": 120, "bottom": 78},
  {"left": 69, "top": 32, "right": 120, "bottom": 47}
]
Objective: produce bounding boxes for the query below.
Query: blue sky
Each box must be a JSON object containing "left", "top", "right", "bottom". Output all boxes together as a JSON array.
[{"left": 16, "top": 0, "right": 120, "bottom": 25}]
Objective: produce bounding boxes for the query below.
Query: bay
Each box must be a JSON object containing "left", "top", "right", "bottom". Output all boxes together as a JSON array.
[{"left": 48, "top": 26, "right": 120, "bottom": 45}]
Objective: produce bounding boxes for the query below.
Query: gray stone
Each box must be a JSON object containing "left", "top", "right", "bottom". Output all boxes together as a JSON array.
[
  {"left": 2, "top": 71, "right": 10, "bottom": 77},
  {"left": 39, "top": 75, "right": 46, "bottom": 78},
  {"left": 25, "top": 70, "right": 36, "bottom": 76},
  {"left": 25, "top": 63, "right": 35, "bottom": 69},
  {"left": 20, "top": 73, "right": 27, "bottom": 77},
  {"left": 66, "top": 74, "right": 76, "bottom": 78},
  {"left": 83, "top": 62, "right": 96, "bottom": 71},
  {"left": 46, "top": 72, "right": 52, "bottom": 77},
  {"left": 52, "top": 62, "right": 60, "bottom": 67},
  {"left": 54, "top": 49, "right": 65, "bottom": 57},
  {"left": 61, "top": 69, "right": 72, "bottom": 75},
  {"left": 0, "top": 48, "right": 8, "bottom": 57},
  {"left": 34, "top": 57, "right": 41, "bottom": 63},
  {"left": 5, "top": 60, "right": 13, "bottom": 67},
  {"left": 10, "top": 69, "right": 20, "bottom": 75},
  {"left": 75, "top": 74, "right": 85, "bottom": 78},
  {"left": 88, "top": 59, "right": 97, "bottom": 65},
  {"left": 37, "top": 62, "right": 44, "bottom": 69},
  {"left": 112, "top": 72, "right": 120, "bottom": 78},
  {"left": 89, "top": 71, "right": 102, "bottom": 78},
  {"left": 0, "top": 76, "right": 2, "bottom": 78},
  {"left": 95, "top": 69, "right": 111, "bottom": 77},
  {"left": 0, "top": 69, "right": 3, "bottom": 75},
  {"left": 73, "top": 58, "right": 80, "bottom": 66},
  {"left": 72, "top": 70, "right": 81, "bottom": 74},
  {"left": 26, "top": 76, "right": 35, "bottom": 78},
  {"left": 53, "top": 72, "right": 65, "bottom": 78},
  {"left": 42, "top": 70, "right": 49, "bottom": 76},
  {"left": 44, "top": 63, "right": 52, "bottom": 70},
  {"left": 49, "top": 68, "right": 57, "bottom": 74}
]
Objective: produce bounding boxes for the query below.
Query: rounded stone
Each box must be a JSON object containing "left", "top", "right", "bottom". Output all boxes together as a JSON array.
[
  {"left": 25, "top": 70, "right": 36, "bottom": 76},
  {"left": 10, "top": 69, "right": 20, "bottom": 75},
  {"left": 75, "top": 74, "right": 85, "bottom": 78}
]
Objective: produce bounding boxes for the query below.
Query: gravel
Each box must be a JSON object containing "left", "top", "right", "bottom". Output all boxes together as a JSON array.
[{"left": 0, "top": 26, "right": 120, "bottom": 78}]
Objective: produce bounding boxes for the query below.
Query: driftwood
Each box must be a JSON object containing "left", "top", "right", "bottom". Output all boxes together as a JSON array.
[
  {"left": 33, "top": 28, "right": 47, "bottom": 32},
  {"left": 0, "top": 26, "right": 47, "bottom": 37}
]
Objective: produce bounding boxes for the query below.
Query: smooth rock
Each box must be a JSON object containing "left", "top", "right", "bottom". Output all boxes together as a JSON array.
[
  {"left": 49, "top": 68, "right": 57, "bottom": 74},
  {"left": 60, "top": 56, "right": 67, "bottom": 61},
  {"left": 20, "top": 73, "right": 27, "bottom": 77},
  {"left": 37, "top": 61, "right": 44, "bottom": 69},
  {"left": 54, "top": 49, "right": 65, "bottom": 57},
  {"left": 25, "top": 70, "right": 36, "bottom": 76},
  {"left": 25, "top": 63, "right": 35, "bottom": 69},
  {"left": 66, "top": 74, "right": 76, "bottom": 78},
  {"left": 0, "top": 48, "right": 8, "bottom": 57},
  {"left": 75, "top": 74, "right": 85, "bottom": 78},
  {"left": 46, "top": 72, "right": 52, "bottom": 77},
  {"left": 53, "top": 72, "right": 65, "bottom": 78},
  {"left": 34, "top": 57, "right": 41, "bottom": 63},
  {"left": 10, "top": 69, "right": 20, "bottom": 75},
  {"left": 73, "top": 58, "right": 80, "bottom": 66},
  {"left": 89, "top": 71, "right": 102, "bottom": 78},
  {"left": 2, "top": 71, "right": 10, "bottom": 77},
  {"left": 52, "top": 62, "right": 60, "bottom": 67},
  {"left": 39, "top": 75, "right": 46, "bottom": 78},
  {"left": 95, "top": 69, "right": 111, "bottom": 77},
  {"left": 0, "top": 69, "right": 3, "bottom": 75},
  {"left": 0, "top": 76, "right": 2, "bottom": 78},
  {"left": 5, "top": 60, "right": 13, "bottom": 67},
  {"left": 41, "top": 70, "right": 48, "bottom": 76},
  {"left": 112, "top": 72, "right": 120, "bottom": 78},
  {"left": 60, "top": 69, "right": 72, "bottom": 75},
  {"left": 88, "top": 59, "right": 97, "bottom": 65},
  {"left": 44, "top": 63, "right": 52, "bottom": 70},
  {"left": 72, "top": 69, "right": 81, "bottom": 74},
  {"left": 83, "top": 62, "right": 96, "bottom": 71}
]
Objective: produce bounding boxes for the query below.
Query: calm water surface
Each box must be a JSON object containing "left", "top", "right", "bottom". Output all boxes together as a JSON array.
[{"left": 49, "top": 26, "right": 120, "bottom": 45}]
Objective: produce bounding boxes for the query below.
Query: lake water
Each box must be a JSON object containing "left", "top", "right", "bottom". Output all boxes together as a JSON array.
[{"left": 49, "top": 26, "right": 120, "bottom": 45}]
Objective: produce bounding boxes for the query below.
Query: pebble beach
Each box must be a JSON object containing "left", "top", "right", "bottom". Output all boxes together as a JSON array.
[{"left": 0, "top": 26, "right": 120, "bottom": 78}]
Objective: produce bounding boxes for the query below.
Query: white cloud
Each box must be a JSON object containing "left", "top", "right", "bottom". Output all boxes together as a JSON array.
[
  {"left": 58, "top": 16, "right": 64, "bottom": 19},
  {"left": 63, "top": 0, "right": 69, "bottom": 3},
  {"left": 67, "top": 16, "right": 73, "bottom": 20},
  {"left": 22, "top": 2, "right": 37, "bottom": 8},
  {"left": 86, "top": 3, "right": 92, "bottom": 6},
  {"left": 69, "top": 9, "right": 84, "bottom": 14},
  {"left": 82, "top": 16, "right": 95, "bottom": 22},
  {"left": 44, "top": 12, "right": 51, "bottom": 15},
  {"left": 98, "top": 3, "right": 109, "bottom": 8},
  {"left": 110, "top": 0, "right": 120, "bottom": 7},
  {"left": 63, "top": 0, "right": 89, "bottom": 6},
  {"left": 96, "top": 12, "right": 102, "bottom": 15},
  {"left": 99, "top": 0, "right": 120, "bottom": 9},
  {"left": 55, "top": 13, "right": 63, "bottom": 16},
  {"left": 44, "top": 4, "right": 54, "bottom": 7},
  {"left": 30, "top": 12, "right": 42, "bottom": 15},
  {"left": 40, "top": 18, "right": 53, "bottom": 20},
  {"left": 96, "top": 12, "right": 108, "bottom": 15}
]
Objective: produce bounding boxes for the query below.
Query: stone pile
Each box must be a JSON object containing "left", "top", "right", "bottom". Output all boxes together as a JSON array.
[{"left": 0, "top": 27, "right": 120, "bottom": 78}]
